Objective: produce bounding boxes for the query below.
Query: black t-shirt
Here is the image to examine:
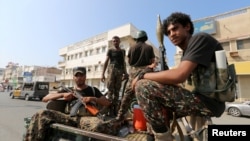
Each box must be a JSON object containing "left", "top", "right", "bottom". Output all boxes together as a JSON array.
[
  {"left": 75, "top": 86, "right": 103, "bottom": 98},
  {"left": 107, "top": 48, "right": 125, "bottom": 69},
  {"left": 182, "top": 32, "right": 225, "bottom": 117},
  {"left": 128, "top": 42, "right": 155, "bottom": 67}
]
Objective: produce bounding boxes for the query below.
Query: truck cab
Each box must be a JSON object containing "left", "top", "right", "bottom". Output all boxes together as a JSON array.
[{"left": 10, "top": 81, "right": 49, "bottom": 101}]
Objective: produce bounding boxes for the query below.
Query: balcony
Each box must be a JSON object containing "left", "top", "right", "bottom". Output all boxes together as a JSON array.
[{"left": 58, "top": 61, "right": 66, "bottom": 67}]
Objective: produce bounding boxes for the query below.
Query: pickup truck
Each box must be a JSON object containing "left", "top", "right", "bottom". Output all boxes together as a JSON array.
[
  {"left": 10, "top": 81, "right": 49, "bottom": 101},
  {"left": 23, "top": 99, "right": 211, "bottom": 141},
  {"left": 23, "top": 99, "right": 154, "bottom": 141},
  {"left": 22, "top": 84, "right": 211, "bottom": 141}
]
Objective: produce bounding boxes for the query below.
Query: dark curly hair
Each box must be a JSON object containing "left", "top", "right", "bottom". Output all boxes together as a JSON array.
[{"left": 162, "top": 12, "right": 194, "bottom": 36}]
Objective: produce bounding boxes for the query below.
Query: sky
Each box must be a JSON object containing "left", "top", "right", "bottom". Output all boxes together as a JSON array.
[{"left": 1, "top": 0, "right": 250, "bottom": 68}]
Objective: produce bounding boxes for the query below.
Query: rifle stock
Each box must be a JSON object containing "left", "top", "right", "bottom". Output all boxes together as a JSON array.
[{"left": 85, "top": 104, "right": 99, "bottom": 115}]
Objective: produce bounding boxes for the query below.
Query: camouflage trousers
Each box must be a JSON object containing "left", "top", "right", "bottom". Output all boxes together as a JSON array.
[
  {"left": 107, "top": 64, "right": 124, "bottom": 107},
  {"left": 117, "top": 66, "right": 148, "bottom": 119},
  {"left": 135, "top": 79, "right": 214, "bottom": 127},
  {"left": 24, "top": 109, "right": 114, "bottom": 141}
]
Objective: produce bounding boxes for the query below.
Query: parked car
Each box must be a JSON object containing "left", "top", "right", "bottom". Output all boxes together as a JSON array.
[
  {"left": 225, "top": 101, "right": 250, "bottom": 117},
  {"left": 9, "top": 81, "right": 49, "bottom": 101}
]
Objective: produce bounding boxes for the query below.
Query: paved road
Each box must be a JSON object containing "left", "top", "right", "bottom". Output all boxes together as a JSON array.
[
  {"left": 0, "top": 91, "right": 46, "bottom": 141},
  {"left": 0, "top": 91, "right": 249, "bottom": 141},
  {"left": 212, "top": 112, "right": 250, "bottom": 125}
]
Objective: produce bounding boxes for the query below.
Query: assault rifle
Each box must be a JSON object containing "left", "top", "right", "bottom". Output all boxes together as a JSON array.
[
  {"left": 156, "top": 15, "right": 169, "bottom": 71},
  {"left": 55, "top": 86, "right": 105, "bottom": 120}
]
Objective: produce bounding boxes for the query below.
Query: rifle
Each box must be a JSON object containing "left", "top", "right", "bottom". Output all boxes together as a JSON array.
[
  {"left": 56, "top": 86, "right": 105, "bottom": 120},
  {"left": 156, "top": 15, "right": 169, "bottom": 70},
  {"left": 70, "top": 90, "right": 99, "bottom": 117}
]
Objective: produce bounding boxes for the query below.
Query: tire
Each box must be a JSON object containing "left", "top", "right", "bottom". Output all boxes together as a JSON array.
[
  {"left": 25, "top": 94, "right": 30, "bottom": 101},
  {"left": 10, "top": 93, "right": 14, "bottom": 99},
  {"left": 228, "top": 107, "right": 241, "bottom": 117}
]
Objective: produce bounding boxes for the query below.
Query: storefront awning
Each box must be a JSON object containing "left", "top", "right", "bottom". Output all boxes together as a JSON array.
[{"left": 233, "top": 61, "right": 250, "bottom": 75}]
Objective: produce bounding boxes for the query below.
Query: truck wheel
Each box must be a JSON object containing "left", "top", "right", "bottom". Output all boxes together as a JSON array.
[
  {"left": 10, "top": 93, "right": 14, "bottom": 99},
  {"left": 39, "top": 97, "right": 44, "bottom": 101},
  {"left": 25, "top": 95, "right": 30, "bottom": 101}
]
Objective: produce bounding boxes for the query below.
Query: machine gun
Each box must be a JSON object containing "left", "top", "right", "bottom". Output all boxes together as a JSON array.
[{"left": 156, "top": 15, "right": 169, "bottom": 71}]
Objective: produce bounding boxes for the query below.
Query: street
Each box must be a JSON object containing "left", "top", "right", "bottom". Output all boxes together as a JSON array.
[
  {"left": 0, "top": 91, "right": 250, "bottom": 141},
  {"left": 0, "top": 91, "right": 46, "bottom": 141}
]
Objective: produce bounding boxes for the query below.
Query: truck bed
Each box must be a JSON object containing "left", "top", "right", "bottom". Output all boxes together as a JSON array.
[{"left": 48, "top": 123, "right": 153, "bottom": 141}]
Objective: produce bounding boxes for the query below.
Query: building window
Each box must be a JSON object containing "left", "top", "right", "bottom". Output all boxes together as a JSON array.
[
  {"left": 75, "top": 54, "right": 78, "bottom": 59},
  {"left": 102, "top": 46, "right": 106, "bottom": 53},
  {"left": 79, "top": 52, "right": 82, "bottom": 58},
  {"left": 65, "top": 69, "right": 69, "bottom": 75},
  {"left": 96, "top": 48, "right": 100, "bottom": 54},
  {"left": 87, "top": 66, "right": 91, "bottom": 72},
  {"left": 237, "top": 38, "right": 250, "bottom": 50},
  {"left": 89, "top": 49, "right": 93, "bottom": 55},
  {"left": 85, "top": 51, "right": 88, "bottom": 57},
  {"left": 94, "top": 65, "right": 98, "bottom": 71},
  {"left": 220, "top": 42, "right": 230, "bottom": 51}
]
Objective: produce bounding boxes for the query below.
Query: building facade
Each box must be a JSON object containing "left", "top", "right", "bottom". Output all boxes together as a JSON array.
[
  {"left": 58, "top": 23, "right": 160, "bottom": 90},
  {"left": 174, "top": 7, "right": 250, "bottom": 101},
  {"left": 2, "top": 62, "right": 62, "bottom": 90}
]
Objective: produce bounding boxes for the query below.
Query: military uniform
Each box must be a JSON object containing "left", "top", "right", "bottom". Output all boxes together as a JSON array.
[
  {"left": 135, "top": 32, "right": 226, "bottom": 138},
  {"left": 116, "top": 66, "right": 148, "bottom": 119},
  {"left": 115, "top": 30, "right": 155, "bottom": 121},
  {"left": 105, "top": 48, "right": 127, "bottom": 116},
  {"left": 106, "top": 63, "right": 125, "bottom": 113},
  {"left": 25, "top": 86, "right": 107, "bottom": 141}
]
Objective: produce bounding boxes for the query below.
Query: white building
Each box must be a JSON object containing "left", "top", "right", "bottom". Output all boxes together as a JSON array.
[
  {"left": 2, "top": 62, "right": 62, "bottom": 89},
  {"left": 58, "top": 23, "right": 160, "bottom": 90}
]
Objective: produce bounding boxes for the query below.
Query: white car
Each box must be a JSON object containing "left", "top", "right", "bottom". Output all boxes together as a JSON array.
[{"left": 225, "top": 101, "right": 250, "bottom": 117}]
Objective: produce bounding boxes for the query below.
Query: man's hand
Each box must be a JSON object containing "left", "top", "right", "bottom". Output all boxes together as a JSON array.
[
  {"left": 101, "top": 74, "right": 105, "bottom": 82},
  {"left": 132, "top": 68, "right": 154, "bottom": 91}
]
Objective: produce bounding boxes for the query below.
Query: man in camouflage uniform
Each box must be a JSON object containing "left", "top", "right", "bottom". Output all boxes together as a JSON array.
[
  {"left": 132, "top": 12, "right": 226, "bottom": 141},
  {"left": 101, "top": 36, "right": 128, "bottom": 116},
  {"left": 109, "top": 30, "right": 155, "bottom": 124},
  {"left": 25, "top": 67, "right": 111, "bottom": 141}
]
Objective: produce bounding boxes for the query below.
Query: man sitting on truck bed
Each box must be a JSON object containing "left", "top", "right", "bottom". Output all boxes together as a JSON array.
[{"left": 24, "top": 66, "right": 111, "bottom": 141}]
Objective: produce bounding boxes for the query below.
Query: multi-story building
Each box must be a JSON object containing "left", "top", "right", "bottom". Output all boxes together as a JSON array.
[
  {"left": 58, "top": 23, "right": 160, "bottom": 90},
  {"left": 2, "top": 62, "right": 62, "bottom": 89},
  {"left": 31, "top": 67, "right": 62, "bottom": 89},
  {"left": 174, "top": 6, "right": 250, "bottom": 101},
  {"left": 0, "top": 68, "right": 4, "bottom": 82},
  {"left": 3, "top": 62, "right": 22, "bottom": 89},
  {"left": 0, "top": 68, "right": 5, "bottom": 91}
]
